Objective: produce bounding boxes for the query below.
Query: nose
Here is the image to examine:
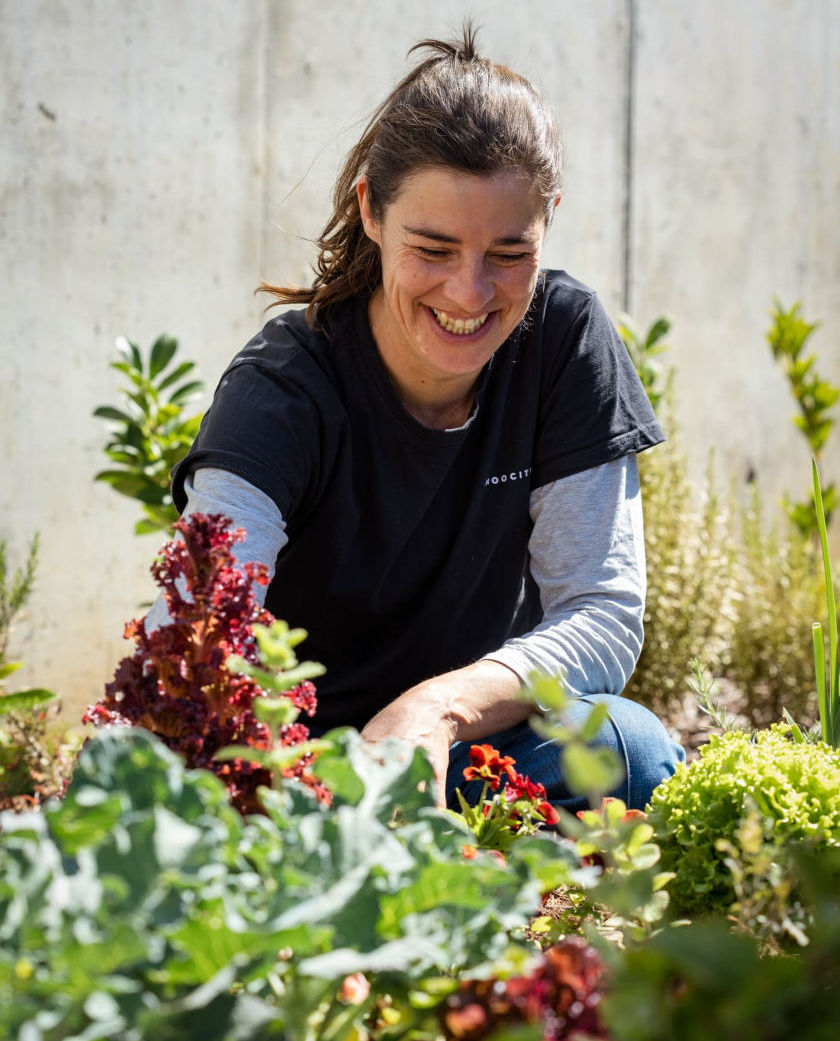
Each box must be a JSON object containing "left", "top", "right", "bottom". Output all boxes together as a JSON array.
[{"left": 445, "top": 256, "right": 494, "bottom": 314}]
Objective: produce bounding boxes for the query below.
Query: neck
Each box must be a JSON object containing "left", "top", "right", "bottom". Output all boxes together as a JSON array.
[
  {"left": 401, "top": 388, "right": 476, "bottom": 430},
  {"left": 367, "top": 291, "right": 478, "bottom": 430}
]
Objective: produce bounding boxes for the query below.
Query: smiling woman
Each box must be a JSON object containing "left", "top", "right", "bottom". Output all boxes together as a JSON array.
[
  {"left": 160, "top": 22, "right": 685, "bottom": 811},
  {"left": 358, "top": 167, "right": 546, "bottom": 428}
]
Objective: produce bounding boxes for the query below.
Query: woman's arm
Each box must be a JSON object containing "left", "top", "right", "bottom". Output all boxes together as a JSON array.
[
  {"left": 142, "top": 468, "right": 287, "bottom": 632},
  {"left": 361, "top": 455, "right": 647, "bottom": 802},
  {"left": 485, "top": 454, "right": 646, "bottom": 695}
]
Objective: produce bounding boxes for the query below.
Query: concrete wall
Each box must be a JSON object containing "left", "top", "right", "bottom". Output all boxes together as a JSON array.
[{"left": 2, "top": 0, "right": 839, "bottom": 719}]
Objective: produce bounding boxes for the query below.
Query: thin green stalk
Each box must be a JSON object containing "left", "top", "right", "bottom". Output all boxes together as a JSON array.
[
  {"left": 812, "top": 623, "right": 828, "bottom": 744},
  {"left": 812, "top": 459, "right": 839, "bottom": 745}
]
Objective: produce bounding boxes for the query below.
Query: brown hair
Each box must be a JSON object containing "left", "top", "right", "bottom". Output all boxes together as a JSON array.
[{"left": 258, "top": 22, "right": 563, "bottom": 328}]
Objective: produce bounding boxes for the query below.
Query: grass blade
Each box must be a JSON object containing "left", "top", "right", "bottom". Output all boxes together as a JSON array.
[
  {"left": 812, "top": 459, "right": 838, "bottom": 744},
  {"left": 812, "top": 622, "right": 829, "bottom": 744}
]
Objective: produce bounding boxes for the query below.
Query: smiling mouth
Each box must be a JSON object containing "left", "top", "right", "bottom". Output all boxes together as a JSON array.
[{"left": 430, "top": 307, "right": 490, "bottom": 335}]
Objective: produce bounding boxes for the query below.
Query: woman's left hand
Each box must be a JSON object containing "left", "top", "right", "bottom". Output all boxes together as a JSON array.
[
  {"left": 359, "top": 661, "right": 530, "bottom": 807},
  {"left": 360, "top": 679, "right": 457, "bottom": 807}
]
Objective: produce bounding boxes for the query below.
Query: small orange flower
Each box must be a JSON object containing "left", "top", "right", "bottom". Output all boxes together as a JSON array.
[
  {"left": 339, "top": 972, "right": 370, "bottom": 1005},
  {"left": 443, "top": 1001, "right": 489, "bottom": 1038},
  {"left": 462, "top": 743, "right": 516, "bottom": 790},
  {"left": 537, "top": 800, "right": 560, "bottom": 827}
]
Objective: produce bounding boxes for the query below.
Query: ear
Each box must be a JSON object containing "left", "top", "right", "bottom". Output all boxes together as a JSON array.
[{"left": 357, "top": 177, "right": 382, "bottom": 245}]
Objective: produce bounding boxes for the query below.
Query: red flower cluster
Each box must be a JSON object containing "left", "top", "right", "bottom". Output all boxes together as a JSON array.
[
  {"left": 463, "top": 743, "right": 516, "bottom": 789},
  {"left": 441, "top": 937, "right": 607, "bottom": 1039},
  {"left": 459, "top": 743, "right": 560, "bottom": 848},
  {"left": 506, "top": 771, "right": 560, "bottom": 828},
  {"left": 83, "top": 513, "right": 328, "bottom": 814}
]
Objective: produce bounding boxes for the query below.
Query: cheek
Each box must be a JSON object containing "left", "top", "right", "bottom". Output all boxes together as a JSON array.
[
  {"left": 501, "top": 264, "right": 541, "bottom": 307},
  {"left": 384, "top": 257, "right": 437, "bottom": 301}
]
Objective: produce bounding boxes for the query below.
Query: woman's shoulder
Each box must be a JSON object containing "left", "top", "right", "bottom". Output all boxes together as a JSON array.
[
  {"left": 233, "top": 306, "right": 331, "bottom": 371},
  {"left": 520, "top": 270, "right": 631, "bottom": 388},
  {"left": 219, "top": 300, "right": 359, "bottom": 397},
  {"left": 536, "top": 269, "right": 600, "bottom": 312}
]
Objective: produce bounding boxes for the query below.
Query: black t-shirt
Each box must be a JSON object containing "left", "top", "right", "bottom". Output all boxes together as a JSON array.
[{"left": 173, "top": 270, "right": 663, "bottom": 731}]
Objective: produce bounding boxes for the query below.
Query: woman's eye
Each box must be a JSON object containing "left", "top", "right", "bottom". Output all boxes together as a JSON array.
[
  {"left": 416, "top": 246, "right": 450, "bottom": 259},
  {"left": 493, "top": 252, "right": 530, "bottom": 264}
]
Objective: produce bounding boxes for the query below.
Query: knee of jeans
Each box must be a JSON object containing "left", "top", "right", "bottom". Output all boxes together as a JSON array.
[
  {"left": 623, "top": 716, "right": 685, "bottom": 809},
  {"left": 577, "top": 694, "right": 685, "bottom": 810}
]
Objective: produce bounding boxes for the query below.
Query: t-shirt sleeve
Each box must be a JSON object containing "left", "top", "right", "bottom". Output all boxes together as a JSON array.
[
  {"left": 171, "top": 356, "right": 326, "bottom": 521},
  {"left": 483, "top": 456, "right": 646, "bottom": 696},
  {"left": 531, "top": 279, "right": 664, "bottom": 488}
]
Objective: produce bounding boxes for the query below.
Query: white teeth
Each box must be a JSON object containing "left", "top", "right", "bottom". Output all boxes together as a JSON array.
[{"left": 431, "top": 308, "right": 489, "bottom": 335}]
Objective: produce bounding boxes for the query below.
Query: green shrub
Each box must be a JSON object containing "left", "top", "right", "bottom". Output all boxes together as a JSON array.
[
  {"left": 0, "top": 727, "right": 577, "bottom": 1039},
  {"left": 601, "top": 851, "right": 840, "bottom": 1041},
  {"left": 0, "top": 534, "right": 64, "bottom": 809},
  {"left": 766, "top": 299, "right": 838, "bottom": 535},
  {"left": 617, "top": 316, "right": 737, "bottom": 715},
  {"left": 647, "top": 725, "right": 840, "bottom": 922},
  {"left": 619, "top": 309, "right": 833, "bottom": 728},
  {"left": 723, "top": 495, "right": 824, "bottom": 728},
  {"left": 623, "top": 440, "right": 736, "bottom": 715},
  {"left": 93, "top": 334, "right": 204, "bottom": 535}
]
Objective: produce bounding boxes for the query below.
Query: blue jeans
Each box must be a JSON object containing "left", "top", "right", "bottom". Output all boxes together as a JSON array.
[{"left": 446, "top": 694, "right": 685, "bottom": 813}]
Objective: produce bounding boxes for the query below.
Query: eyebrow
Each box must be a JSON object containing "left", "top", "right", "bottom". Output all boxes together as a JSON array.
[{"left": 402, "top": 224, "right": 538, "bottom": 247}]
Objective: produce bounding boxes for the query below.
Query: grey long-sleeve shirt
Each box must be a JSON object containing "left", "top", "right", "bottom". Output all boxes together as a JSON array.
[{"left": 146, "top": 455, "right": 646, "bottom": 698}]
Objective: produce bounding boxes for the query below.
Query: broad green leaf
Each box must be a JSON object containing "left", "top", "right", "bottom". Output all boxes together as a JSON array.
[
  {"left": 149, "top": 335, "right": 178, "bottom": 380},
  {"left": 165, "top": 909, "right": 304, "bottom": 985},
  {"left": 379, "top": 861, "right": 501, "bottom": 937},
  {"left": 305, "top": 728, "right": 433, "bottom": 818},
  {"left": 645, "top": 316, "right": 671, "bottom": 347},
  {"left": 144, "top": 503, "right": 177, "bottom": 523},
  {"left": 47, "top": 788, "right": 126, "bottom": 853},
  {"left": 94, "top": 471, "right": 156, "bottom": 498},
  {"left": 126, "top": 390, "right": 154, "bottom": 418},
  {"left": 561, "top": 742, "right": 623, "bottom": 799},
  {"left": 92, "top": 405, "right": 135, "bottom": 424},
  {"left": 180, "top": 414, "right": 204, "bottom": 437},
  {"left": 299, "top": 936, "right": 443, "bottom": 977},
  {"left": 156, "top": 360, "right": 196, "bottom": 393},
  {"left": 0, "top": 688, "right": 56, "bottom": 715},
  {"left": 310, "top": 753, "right": 366, "bottom": 805},
  {"left": 578, "top": 700, "right": 610, "bottom": 742},
  {"left": 168, "top": 380, "right": 204, "bottom": 405},
  {"left": 135, "top": 515, "right": 173, "bottom": 536},
  {"left": 132, "top": 962, "right": 245, "bottom": 1039},
  {"left": 133, "top": 483, "right": 170, "bottom": 507},
  {"left": 104, "top": 448, "right": 143, "bottom": 464},
  {"left": 629, "top": 842, "right": 661, "bottom": 870},
  {"left": 524, "top": 671, "right": 570, "bottom": 711},
  {"left": 116, "top": 336, "right": 143, "bottom": 373}
]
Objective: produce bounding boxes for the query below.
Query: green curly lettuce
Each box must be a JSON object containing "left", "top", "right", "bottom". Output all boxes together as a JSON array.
[{"left": 648, "top": 725, "right": 840, "bottom": 918}]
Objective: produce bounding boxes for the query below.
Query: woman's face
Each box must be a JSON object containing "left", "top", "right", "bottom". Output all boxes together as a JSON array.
[{"left": 358, "top": 166, "right": 550, "bottom": 401}]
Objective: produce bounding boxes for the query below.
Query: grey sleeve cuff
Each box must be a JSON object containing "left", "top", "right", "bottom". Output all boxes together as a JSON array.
[
  {"left": 482, "top": 455, "right": 646, "bottom": 697},
  {"left": 144, "top": 467, "right": 288, "bottom": 631}
]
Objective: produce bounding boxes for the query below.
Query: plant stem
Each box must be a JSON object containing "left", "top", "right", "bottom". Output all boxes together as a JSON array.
[{"left": 812, "top": 459, "right": 838, "bottom": 745}]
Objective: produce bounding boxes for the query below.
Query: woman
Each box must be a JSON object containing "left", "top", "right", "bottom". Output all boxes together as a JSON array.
[{"left": 168, "top": 27, "right": 684, "bottom": 809}]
